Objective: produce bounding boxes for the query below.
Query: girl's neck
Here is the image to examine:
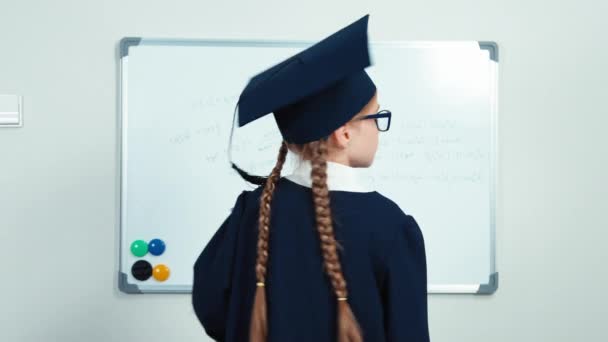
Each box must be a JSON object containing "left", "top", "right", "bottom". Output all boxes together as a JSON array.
[{"left": 285, "top": 158, "right": 373, "bottom": 193}]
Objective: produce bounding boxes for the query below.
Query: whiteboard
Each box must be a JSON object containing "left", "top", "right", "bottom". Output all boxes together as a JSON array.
[{"left": 117, "top": 37, "right": 499, "bottom": 294}]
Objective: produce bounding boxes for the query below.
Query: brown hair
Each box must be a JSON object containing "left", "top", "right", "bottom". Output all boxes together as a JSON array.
[{"left": 249, "top": 138, "right": 363, "bottom": 342}]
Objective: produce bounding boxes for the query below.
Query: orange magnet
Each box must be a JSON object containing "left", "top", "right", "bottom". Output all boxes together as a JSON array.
[{"left": 152, "top": 264, "right": 170, "bottom": 281}]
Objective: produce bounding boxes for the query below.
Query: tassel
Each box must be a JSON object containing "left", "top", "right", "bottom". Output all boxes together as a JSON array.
[
  {"left": 228, "top": 102, "right": 269, "bottom": 186},
  {"left": 231, "top": 162, "right": 269, "bottom": 186}
]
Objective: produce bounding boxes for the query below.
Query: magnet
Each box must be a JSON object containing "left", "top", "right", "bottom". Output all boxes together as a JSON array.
[
  {"left": 152, "top": 264, "right": 170, "bottom": 281},
  {"left": 148, "top": 238, "right": 166, "bottom": 256},
  {"left": 130, "top": 239, "right": 148, "bottom": 257},
  {"left": 131, "top": 260, "right": 152, "bottom": 281}
]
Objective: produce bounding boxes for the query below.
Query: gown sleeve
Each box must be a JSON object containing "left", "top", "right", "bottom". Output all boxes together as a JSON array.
[
  {"left": 191, "top": 190, "right": 248, "bottom": 341},
  {"left": 382, "top": 214, "right": 430, "bottom": 341}
]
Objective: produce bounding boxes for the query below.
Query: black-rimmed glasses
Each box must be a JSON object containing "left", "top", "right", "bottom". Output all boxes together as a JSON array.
[{"left": 356, "top": 109, "right": 392, "bottom": 131}]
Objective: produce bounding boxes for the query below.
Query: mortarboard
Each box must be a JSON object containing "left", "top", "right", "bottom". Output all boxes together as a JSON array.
[{"left": 229, "top": 14, "right": 377, "bottom": 185}]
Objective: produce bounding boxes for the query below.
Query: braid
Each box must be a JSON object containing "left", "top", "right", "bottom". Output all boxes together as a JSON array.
[
  {"left": 249, "top": 138, "right": 362, "bottom": 341},
  {"left": 310, "top": 140, "right": 348, "bottom": 297},
  {"left": 249, "top": 141, "right": 288, "bottom": 342},
  {"left": 255, "top": 141, "right": 288, "bottom": 282},
  {"left": 310, "top": 139, "right": 363, "bottom": 341}
]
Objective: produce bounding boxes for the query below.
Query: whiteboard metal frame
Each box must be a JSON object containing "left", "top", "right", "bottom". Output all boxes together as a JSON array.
[{"left": 117, "top": 37, "right": 499, "bottom": 295}]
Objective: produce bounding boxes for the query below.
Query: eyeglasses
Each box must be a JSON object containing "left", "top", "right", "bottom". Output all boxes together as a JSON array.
[{"left": 355, "top": 109, "right": 392, "bottom": 131}]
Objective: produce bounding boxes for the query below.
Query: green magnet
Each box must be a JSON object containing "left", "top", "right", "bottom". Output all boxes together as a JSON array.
[{"left": 130, "top": 239, "right": 148, "bottom": 257}]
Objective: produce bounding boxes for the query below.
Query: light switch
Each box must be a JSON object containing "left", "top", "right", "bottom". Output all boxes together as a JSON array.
[{"left": 0, "top": 95, "right": 23, "bottom": 127}]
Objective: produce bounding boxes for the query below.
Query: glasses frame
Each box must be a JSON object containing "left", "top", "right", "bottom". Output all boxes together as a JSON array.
[{"left": 356, "top": 109, "right": 392, "bottom": 131}]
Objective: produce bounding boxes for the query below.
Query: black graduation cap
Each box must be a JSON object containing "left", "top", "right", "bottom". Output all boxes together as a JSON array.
[{"left": 229, "top": 14, "right": 377, "bottom": 185}]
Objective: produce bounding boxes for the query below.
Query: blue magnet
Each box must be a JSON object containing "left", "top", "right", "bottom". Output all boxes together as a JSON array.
[{"left": 148, "top": 238, "right": 166, "bottom": 256}]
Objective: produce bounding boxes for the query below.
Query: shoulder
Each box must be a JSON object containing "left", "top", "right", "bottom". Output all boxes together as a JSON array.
[
  {"left": 375, "top": 191, "right": 423, "bottom": 240},
  {"left": 220, "top": 189, "right": 256, "bottom": 223},
  {"left": 370, "top": 191, "right": 409, "bottom": 218},
  {"left": 367, "top": 191, "right": 425, "bottom": 259},
  {"left": 370, "top": 192, "right": 423, "bottom": 232},
  {"left": 232, "top": 182, "right": 268, "bottom": 203}
]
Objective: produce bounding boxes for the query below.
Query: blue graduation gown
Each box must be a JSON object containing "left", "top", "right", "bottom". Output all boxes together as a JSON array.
[{"left": 192, "top": 177, "right": 430, "bottom": 341}]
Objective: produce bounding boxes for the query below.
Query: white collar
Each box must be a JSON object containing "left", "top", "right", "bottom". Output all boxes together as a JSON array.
[{"left": 284, "top": 159, "right": 373, "bottom": 193}]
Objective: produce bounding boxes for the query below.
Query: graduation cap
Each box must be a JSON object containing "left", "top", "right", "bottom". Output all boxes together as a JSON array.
[{"left": 229, "top": 14, "right": 377, "bottom": 185}]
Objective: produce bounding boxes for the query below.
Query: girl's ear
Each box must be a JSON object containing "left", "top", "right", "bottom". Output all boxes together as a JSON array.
[{"left": 330, "top": 125, "right": 352, "bottom": 150}]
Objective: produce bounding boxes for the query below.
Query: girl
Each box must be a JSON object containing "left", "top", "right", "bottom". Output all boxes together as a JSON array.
[{"left": 192, "top": 14, "right": 430, "bottom": 342}]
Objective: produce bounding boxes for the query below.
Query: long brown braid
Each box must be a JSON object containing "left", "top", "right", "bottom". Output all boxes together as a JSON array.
[
  {"left": 249, "top": 140, "right": 288, "bottom": 342},
  {"left": 249, "top": 139, "right": 363, "bottom": 342},
  {"left": 310, "top": 138, "right": 363, "bottom": 342}
]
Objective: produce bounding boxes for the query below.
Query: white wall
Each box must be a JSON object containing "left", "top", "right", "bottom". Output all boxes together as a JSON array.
[{"left": 1, "top": 0, "right": 606, "bottom": 341}]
